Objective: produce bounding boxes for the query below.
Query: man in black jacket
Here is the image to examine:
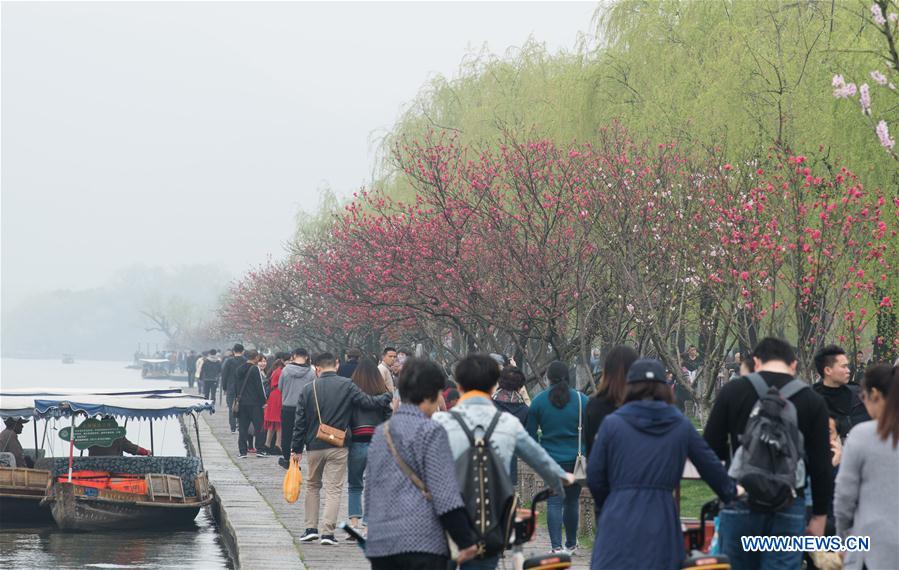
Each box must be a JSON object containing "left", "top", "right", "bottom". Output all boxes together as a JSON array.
[
  {"left": 234, "top": 350, "right": 268, "bottom": 458},
  {"left": 812, "top": 344, "right": 870, "bottom": 442},
  {"left": 703, "top": 337, "right": 831, "bottom": 569},
  {"left": 199, "top": 349, "right": 223, "bottom": 402},
  {"left": 290, "top": 352, "right": 391, "bottom": 546},
  {"left": 221, "top": 343, "right": 247, "bottom": 433}
]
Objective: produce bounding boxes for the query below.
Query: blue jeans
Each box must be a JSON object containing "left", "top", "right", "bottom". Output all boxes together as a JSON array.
[
  {"left": 546, "top": 480, "right": 581, "bottom": 550},
  {"left": 347, "top": 441, "right": 369, "bottom": 521},
  {"left": 718, "top": 497, "right": 806, "bottom": 570},
  {"left": 460, "top": 556, "right": 499, "bottom": 570}
]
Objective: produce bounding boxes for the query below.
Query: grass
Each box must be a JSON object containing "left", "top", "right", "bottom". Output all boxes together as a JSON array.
[{"left": 679, "top": 480, "right": 716, "bottom": 520}]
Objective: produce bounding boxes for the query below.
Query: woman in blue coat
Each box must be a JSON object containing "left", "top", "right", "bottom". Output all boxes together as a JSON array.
[{"left": 588, "top": 359, "right": 736, "bottom": 570}]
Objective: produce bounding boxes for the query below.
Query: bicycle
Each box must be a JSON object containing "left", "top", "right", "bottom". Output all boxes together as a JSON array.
[
  {"left": 506, "top": 488, "right": 572, "bottom": 570},
  {"left": 681, "top": 499, "right": 730, "bottom": 570}
]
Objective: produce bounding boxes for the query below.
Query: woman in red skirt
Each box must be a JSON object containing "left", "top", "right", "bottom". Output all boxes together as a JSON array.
[{"left": 262, "top": 354, "right": 286, "bottom": 456}]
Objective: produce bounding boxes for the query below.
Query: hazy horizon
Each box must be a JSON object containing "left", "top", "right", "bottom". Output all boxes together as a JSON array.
[{"left": 2, "top": 2, "right": 598, "bottom": 315}]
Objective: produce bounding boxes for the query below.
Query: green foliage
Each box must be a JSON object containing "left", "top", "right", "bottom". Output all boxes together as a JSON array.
[{"left": 381, "top": 0, "right": 896, "bottom": 189}]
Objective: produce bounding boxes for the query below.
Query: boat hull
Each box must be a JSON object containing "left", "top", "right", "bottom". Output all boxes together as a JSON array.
[
  {"left": 0, "top": 467, "right": 54, "bottom": 525},
  {"left": 0, "top": 494, "right": 54, "bottom": 524},
  {"left": 47, "top": 482, "right": 210, "bottom": 531}
]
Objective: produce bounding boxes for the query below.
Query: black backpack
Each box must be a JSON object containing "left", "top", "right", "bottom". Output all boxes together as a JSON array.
[
  {"left": 728, "top": 373, "right": 807, "bottom": 512},
  {"left": 450, "top": 410, "right": 518, "bottom": 558}
]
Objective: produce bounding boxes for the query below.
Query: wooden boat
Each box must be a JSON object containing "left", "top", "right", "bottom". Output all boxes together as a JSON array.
[
  {"left": 0, "top": 389, "right": 205, "bottom": 528},
  {"left": 34, "top": 394, "right": 214, "bottom": 532},
  {"left": 45, "top": 468, "right": 212, "bottom": 531},
  {"left": 139, "top": 359, "right": 171, "bottom": 379},
  {"left": 0, "top": 467, "right": 53, "bottom": 524}
]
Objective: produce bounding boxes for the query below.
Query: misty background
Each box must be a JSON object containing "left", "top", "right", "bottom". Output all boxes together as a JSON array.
[{"left": 1, "top": 2, "right": 597, "bottom": 360}]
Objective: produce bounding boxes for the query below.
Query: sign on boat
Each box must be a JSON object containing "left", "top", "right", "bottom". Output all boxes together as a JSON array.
[{"left": 58, "top": 417, "right": 128, "bottom": 449}]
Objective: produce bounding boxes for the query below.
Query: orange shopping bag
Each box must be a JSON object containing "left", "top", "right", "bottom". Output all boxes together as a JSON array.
[{"left": 283, "top": 456, "right": 302, "bottom": 503}]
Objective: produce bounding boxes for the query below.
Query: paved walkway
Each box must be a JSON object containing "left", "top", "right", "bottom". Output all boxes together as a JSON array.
[{"left": 189, "top": 389, "right": 590, "bottom": 569}]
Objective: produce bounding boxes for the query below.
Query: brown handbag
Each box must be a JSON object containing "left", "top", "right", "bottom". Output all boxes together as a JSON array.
[{"left": 312, "top": 379, "right": 346, "bottom": 447}]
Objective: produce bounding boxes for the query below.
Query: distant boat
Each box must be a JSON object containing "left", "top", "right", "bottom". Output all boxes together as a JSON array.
[
  {"left": 139, "top": 359, "right": 170, "bottom": 379},
  {"left": 61, "top": 354, "right": 75, "bottom": 364}
]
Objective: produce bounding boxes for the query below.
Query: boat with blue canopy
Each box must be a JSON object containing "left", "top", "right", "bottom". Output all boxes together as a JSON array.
[{"left": 0, "top": 391, "right": 214, "bottom": 531}]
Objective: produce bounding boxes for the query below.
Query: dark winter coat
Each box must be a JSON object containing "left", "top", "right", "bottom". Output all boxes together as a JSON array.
[
  {"left": 233, "top": 363, "right": 268, "bottom": 407},
  {"left": 811, "top": 381, "right": 871, "bottom": 440},
  {"left": 585, "top": 394, "right": 617, "bottom": 458},
  {"left": 221, "top": 354, "right": 247, "bottom": 393},
  {"left": 291, "top": 371, "right": 392, "bottom": 453},
  {"left": 491, "top": 389, "right": 529, "bottom": 427},
  {"left": 588, "top": 401, "right": 735, "bottom": 570}
]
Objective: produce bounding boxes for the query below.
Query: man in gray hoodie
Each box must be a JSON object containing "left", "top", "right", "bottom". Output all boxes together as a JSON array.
[{"left": 278, "top": 348, "right": 316, "bottom": 467}]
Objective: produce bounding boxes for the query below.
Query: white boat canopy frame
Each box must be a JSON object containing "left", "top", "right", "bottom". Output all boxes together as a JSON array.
[{"left": 34, "top": 395, "right": 214, "bottom": 421}]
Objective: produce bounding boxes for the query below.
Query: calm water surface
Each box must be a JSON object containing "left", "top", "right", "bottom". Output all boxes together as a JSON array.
[{"left": 0, "top": 358, "right": 232, "bottom": 569}]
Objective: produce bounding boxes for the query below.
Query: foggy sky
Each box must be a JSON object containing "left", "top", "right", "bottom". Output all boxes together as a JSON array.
[{"left": 1, "top": 2, "right": 597, "bottom": 310}]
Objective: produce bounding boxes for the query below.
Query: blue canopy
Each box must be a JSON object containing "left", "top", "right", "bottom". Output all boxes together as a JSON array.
[
  {"left": 0, "top": 396, "right": 40, "bottom": 419},
  {"left": 0, "top": 387, "right": 182, "bottom": 397},
  {"left": 34, "top": 395, "right": 214, "bottom": 420}
]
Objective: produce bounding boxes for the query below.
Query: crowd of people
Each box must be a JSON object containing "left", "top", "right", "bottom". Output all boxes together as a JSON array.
[{"left": 182, "top": 339, "right": 898, "bottom": 570}]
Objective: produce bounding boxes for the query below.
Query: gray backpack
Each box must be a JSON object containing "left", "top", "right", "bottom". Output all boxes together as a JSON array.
[{"left": 728, "top": 373, "right": 807, "bottom": 512}]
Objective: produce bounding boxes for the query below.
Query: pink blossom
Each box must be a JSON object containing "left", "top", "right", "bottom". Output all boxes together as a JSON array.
[
  {"left": 890, "top": 13, "right": 898, "bottom": 23},
  {"left": 876, "top": 120, "right": 895, "bottom": 150},
  {"left": 860, "top": 84, "right": 871, "bottom": 115},
  {"left": 832, "top": 75, "right": 858, "bottom": 98},
  {"left": 871, "top": 3, "right": 887, "bottom": 26},
  {"left": 870, "top": 70, "right": 888, "bottom": 85}
]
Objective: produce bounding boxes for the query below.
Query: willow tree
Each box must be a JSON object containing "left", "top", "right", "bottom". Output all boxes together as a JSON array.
[{"left": 379, "top": 1, "right": 894, "bottom": 188}]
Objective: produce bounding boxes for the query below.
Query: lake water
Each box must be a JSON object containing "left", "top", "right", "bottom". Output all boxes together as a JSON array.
[{"left": 0, "top": 358, "right": 232, "bottom": 569}]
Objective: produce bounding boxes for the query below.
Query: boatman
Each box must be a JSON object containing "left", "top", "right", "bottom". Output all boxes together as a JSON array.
[
  {"left": 88, "top": 418, "right": 152, "bottom": 457},
  {"left": 89, "top": 436, "right": 152, "bottom": 457},
  {"left": 0, "top": 418, "right": 34, "bottom": 468}
]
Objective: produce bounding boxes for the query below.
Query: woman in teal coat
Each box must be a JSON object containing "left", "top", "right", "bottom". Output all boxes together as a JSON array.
[{"left": 527, "top": 361, "right": 589, "bottom": 554}]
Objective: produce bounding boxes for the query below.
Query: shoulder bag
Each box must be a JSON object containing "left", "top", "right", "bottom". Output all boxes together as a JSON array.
[
  {"left": 312, "top": 379, "right": 346, "bottom": 447},
  {"left": 573, "top": 392, "right": 588, "bottom": 482},
  {"left": 231, "top": 366, "right": 254, "bottom": 415},
  {"left": 383, "top": 420, "right": 431, "bottom": 500}
]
